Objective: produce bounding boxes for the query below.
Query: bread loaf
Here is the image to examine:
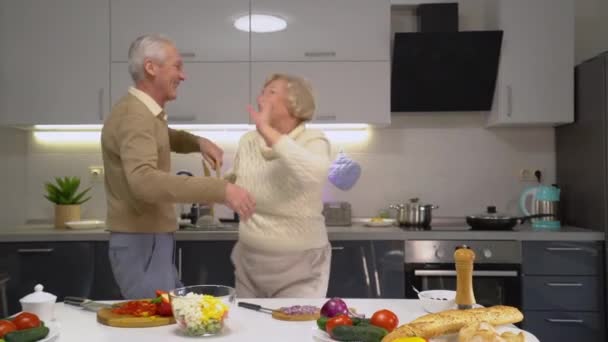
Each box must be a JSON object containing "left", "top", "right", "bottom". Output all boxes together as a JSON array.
[{"left": 382, "top": 306, "right": 523, "bottom": 342}]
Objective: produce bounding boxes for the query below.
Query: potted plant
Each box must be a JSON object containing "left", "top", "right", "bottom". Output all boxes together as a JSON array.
[{"left": 44, "top": 176, "right": 91, "bottom": 229}]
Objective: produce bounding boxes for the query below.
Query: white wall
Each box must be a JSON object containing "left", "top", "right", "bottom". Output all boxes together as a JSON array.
[
  {"left": 0, "top": 127, "right": 27, "bottom": 226},
  {"left": 18, "top": 116, "right": 553, "bottom": 224}
]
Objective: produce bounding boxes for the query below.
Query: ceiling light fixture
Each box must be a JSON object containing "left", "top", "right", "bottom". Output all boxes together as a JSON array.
[{"left": 234, "top": 14, "right": 287, "bottom": 33}]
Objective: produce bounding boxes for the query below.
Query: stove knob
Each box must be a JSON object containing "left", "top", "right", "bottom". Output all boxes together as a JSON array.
[
  {"left": 435, "top": 249, "right": 445, "bottom": 259},
  {"left": 483, "top": 249, "right": 493, "bottom": 259}
]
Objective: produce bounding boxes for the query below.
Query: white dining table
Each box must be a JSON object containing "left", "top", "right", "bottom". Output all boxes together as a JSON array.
[{"left": 47, "top": 298, "right": 538, "bottom": 342}]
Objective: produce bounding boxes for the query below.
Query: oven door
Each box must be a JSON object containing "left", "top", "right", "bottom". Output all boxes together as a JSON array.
[{"left": 404, "top": 264, "right": 521, "bottom": 308}]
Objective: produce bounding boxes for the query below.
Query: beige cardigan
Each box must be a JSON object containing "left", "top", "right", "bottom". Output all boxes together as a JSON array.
[{"left": 101, "top": 93, "right": 227, "bottom": 233}]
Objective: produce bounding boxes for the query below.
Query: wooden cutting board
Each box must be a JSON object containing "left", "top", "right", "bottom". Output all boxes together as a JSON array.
[{"left": 96, "top": 302, "right": 176, "bottom": 328}]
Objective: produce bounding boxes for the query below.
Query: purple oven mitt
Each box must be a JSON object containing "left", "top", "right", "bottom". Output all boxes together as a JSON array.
[{"left": 328, "top": 151, "right": 361, "bottom": 191}]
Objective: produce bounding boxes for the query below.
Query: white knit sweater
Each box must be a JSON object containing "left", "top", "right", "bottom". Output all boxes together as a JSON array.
[{"left": 230, "top": 124, "right": 331, "bottom": 252}]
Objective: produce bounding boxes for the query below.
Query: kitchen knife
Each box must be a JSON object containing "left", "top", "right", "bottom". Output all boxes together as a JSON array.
[
  {"left": 238, "top": 301, "right": 276, "bottom": 314},
  {"left": 64, "top": 296, "right": 114, "bottom": 312}
]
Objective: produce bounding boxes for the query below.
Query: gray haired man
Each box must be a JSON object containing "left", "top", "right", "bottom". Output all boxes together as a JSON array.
[{"left": 101, "top": 34, "right": 255, "bottom": 298}]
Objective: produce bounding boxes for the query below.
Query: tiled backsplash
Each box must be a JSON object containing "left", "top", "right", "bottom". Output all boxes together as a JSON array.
[{"left": 0, "top": 112, "right": 555, "bottom": 227}]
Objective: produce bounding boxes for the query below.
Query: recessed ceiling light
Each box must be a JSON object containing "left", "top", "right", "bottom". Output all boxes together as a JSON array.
[{"left": 234, "top": 14, "right": 287, "bottom": 33}]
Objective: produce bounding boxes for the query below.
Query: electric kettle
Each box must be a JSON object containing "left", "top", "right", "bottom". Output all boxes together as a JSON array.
[{"left": 519, "top": 184, "right": 561, "bottom": 229}]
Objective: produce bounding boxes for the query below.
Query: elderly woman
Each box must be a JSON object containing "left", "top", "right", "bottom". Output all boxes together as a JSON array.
[{"left": 228, "top": 73, "right": 332, "bottom": 298}]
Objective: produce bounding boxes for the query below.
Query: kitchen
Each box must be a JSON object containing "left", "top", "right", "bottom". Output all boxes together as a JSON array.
[{"left": 0, "top": 0, "right": 606, "bottom": 341}]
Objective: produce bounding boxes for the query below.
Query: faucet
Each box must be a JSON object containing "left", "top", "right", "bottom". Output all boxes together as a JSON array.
[{"left": 176, "top": 170, "right": 212, "bottom": 225}]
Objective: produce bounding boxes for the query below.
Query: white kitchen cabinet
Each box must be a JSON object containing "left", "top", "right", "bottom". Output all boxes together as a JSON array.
[
  {"left": 486, "top": 0, "right": 574, "bottom": 126},
  {"left": 0, "top": 0, "right": 109, "bottom": 125},
  {"left": 111, "top": 63, "right": 249, "bottom": 124},
  {"left": 250, "top": 0, "right": 390, "bottom": 62},
  {"left": 111, "top": 0, "right": 249, "bottom": 62},
  {"left": 251, "top": 62, "right": 390, "bottom": 124}
]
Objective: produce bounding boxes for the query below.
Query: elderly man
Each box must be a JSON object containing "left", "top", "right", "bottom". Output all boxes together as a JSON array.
[{"left": 101, "top": 34, "right": 255, "bottom": 299}]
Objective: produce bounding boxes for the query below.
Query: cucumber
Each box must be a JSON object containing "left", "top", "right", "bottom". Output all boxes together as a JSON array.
[
  {"left": 4, "top": 325, "right": 49, "bottom": 342},
  {"left": 330, "top": 324, "right": 388, "bottom": 342},
  {"left": 351, "top": 317, "right": 371, "bottom": 326},
  {"left": 316, "top": 316, "right": 329, "bottom": 331}
]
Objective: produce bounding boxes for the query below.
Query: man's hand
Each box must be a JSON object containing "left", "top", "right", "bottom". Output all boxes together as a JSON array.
[
  {"left": 198, "top": 137, "right": 223, "bottom": 170},
  {"left": 224, "top": 183, "right": 255, "bottom": 221}
]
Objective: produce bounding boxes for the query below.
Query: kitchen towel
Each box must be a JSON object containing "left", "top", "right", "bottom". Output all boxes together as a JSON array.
[{"left": 328, "top": 151, "right": 361, "bottom": 191}]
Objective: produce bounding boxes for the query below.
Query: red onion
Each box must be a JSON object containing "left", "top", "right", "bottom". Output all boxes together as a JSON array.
[{"left": 320, "top": 298, "right": 349, "bottom": 317}]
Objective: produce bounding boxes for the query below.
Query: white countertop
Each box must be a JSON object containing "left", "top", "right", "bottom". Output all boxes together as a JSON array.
[{"left": 51, "top": 298, "right": 535, "bottom": 342}]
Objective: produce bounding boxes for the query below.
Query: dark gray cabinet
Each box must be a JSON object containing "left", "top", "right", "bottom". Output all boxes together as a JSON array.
[
  {"left": 90, "top": 242, "right": 122, "bottom": 300},
  {"left": 521, "top": 241, "right": 605, "bottom": 342},
  {"left": 327, "top": 240, "right": 404, "bottom": 299},
  {"left": 327, "top": 241, "right": 373, "bottom": 298},
  {"left": 369, "top": 241, "right": 404, "bottom": 298},
  {"left": 175, "top": 241, "right": 236, "bottom": 287},
  {"left": 0, "top": 242, "right": 95, "bottom": 315}
]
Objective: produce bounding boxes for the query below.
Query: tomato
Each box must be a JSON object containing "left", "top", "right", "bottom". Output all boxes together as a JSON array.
[
  {"left": 155, "top": 290, "right": 168, "bottom": 298},
  {"left": 156, "top": 301, "right": 172, "bottom": 316},
  {"left": 370, "top": 309, "right": 399, "bottom": 332},
  {"left": 13, "top": 312, "right": 41, "bottom": 330},
  {"left": 0, "top": 320, "right": 17, "bottom": 337},
  {"left": 111, "top": 300, "right": 158, "bottom": 317},
  {"left": 325, "top": 315, "right": 353, "bottom": 335}
]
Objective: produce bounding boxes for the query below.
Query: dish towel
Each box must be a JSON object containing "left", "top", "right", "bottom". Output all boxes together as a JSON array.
[{"left": 328, "top": 151, "right": 361, "bottom": 191}]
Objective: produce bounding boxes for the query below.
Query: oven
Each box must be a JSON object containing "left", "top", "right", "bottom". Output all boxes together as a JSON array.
[{"left": 404, "top": 240, "right": 522, "bottom": 308}]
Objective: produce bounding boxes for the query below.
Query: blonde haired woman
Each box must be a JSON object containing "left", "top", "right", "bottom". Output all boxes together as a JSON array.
[{"left": 228, "top": 73, "right": 332, "bottom": 298}]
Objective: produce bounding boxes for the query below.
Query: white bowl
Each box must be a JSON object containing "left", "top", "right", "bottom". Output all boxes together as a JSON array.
[{"left": 418, "top": 290, "right": 456, "bottom": 313}]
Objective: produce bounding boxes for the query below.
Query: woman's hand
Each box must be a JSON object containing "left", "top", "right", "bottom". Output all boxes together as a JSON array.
[
  {"left": 247, "top": 101, "right": 272, "bottom": 129},
  {"left": 247, "top": 102, "right": 281, "bottom": 146}
]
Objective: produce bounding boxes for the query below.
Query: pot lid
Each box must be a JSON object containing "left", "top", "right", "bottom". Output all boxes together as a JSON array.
[
  {"left": 20, "top": 284, "right": 57, "bottom": 304},
  {"left": 468, "top": 206, "right": 515, "bottom": 220}
]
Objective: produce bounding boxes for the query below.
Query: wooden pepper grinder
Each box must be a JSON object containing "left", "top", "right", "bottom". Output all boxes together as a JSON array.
[{"left": 454, "top": 245, "right": 476, "bottom": 310}]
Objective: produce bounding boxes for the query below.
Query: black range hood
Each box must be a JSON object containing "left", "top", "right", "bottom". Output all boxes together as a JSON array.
[{"left": 391, "top": 3, "right": 503, "bottom": 112}]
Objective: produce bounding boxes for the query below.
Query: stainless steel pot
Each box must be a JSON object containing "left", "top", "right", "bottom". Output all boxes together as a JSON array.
[{"left": 390, "top": 198, "right": 438, "bottom": 228}]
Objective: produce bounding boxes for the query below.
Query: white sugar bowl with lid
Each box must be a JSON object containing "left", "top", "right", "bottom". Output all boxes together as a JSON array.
[{"left": 19, "top": 284, "right": 57, "bottom": 321}]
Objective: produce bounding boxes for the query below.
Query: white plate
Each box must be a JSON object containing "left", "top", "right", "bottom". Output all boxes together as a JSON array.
[
  {"left": 312, "top": 325, "right": 539, "bottom": 342},
  {"left": 65, "top": 220, "right": 105, "bottom": 229},
  {"left": 362, "top": 218, "right": 395, "bottom": 227},
  {"left": 39, "top": 320, "right": 60, "bottom": 342}
]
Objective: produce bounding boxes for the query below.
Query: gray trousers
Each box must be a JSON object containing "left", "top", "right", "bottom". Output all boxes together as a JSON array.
[{"left": 109, "top": 232, "right": 182, "bottom": 299}]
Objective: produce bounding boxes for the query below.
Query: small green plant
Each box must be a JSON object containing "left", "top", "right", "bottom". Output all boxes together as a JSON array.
[{"left": 44, "top": 176, "right": 91, "bottom": 205}]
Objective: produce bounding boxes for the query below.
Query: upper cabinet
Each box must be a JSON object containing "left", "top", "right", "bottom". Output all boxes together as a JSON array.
[
  {"left": 111, "top": 63, "right": 249, "bottom": 124},
  {"left": 250, "top": 0, "right": 391, "bottom": 124},
  {"left": 486, "top": 0, "right": 574, "bottom": 126},
  {"left": 0, "top": 0, "right": 109, "bottom": 125},
  {"left": 110, "top": 0, "right": 251, "bottom": 124},
  {"left": 252, "top": 62, "right": 390, "bottom": 125},
  {"left": 250, "top": 0, "right": 390, "bottom": 62},
  {"left": 0, "top": 0, "right": 390, "bottom": 126},
  {"left": 110, "top": 0, "right": 249, "bottom": 62}
]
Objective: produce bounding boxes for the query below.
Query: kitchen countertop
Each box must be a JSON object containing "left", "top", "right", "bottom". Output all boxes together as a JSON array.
[
  {"left": 0, "top": 223, "right": 603, "bottom": 242},
  {"left": 52, "top": 298, "right": 537, "bottom": 342}
]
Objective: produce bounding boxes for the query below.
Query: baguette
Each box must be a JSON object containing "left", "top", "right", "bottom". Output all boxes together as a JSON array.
[{"left": 382, "top": 306, "right": 523, "bottom": 342}]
